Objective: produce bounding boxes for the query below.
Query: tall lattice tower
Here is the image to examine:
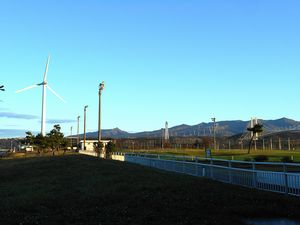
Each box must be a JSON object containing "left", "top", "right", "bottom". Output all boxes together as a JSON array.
[{"left": 165, "top": 121, "right": 169, "bottom": 141}]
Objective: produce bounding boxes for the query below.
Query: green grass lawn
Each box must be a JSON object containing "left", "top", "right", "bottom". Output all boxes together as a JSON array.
[
  {"left": 0, "top": 154, "right": 300, "bottom": 225},
  {"left": 118, "top": 149, "right": 300, "bottom": 162}
]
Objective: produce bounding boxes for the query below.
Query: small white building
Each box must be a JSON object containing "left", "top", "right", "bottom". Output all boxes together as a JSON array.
[
  {"left": 79, "top": 140, "right": 110, "bottom": 151},
  {"left": 19, "top": 145, "right": 34, "bottom": 152}
]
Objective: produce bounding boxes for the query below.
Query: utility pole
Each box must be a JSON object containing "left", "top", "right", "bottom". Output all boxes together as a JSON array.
[
  {"left": 288, "top": 138, "right": 291, "bottom": 151},
  {"left": 161, "top": 128, "right": 164, "bottom": 149},
  {"left": 77, "top": 116, "right": 80, "bottom": 147},
  {"left": 98, "top": 82, "right": 105, "bottom": 145},
  {"left": 98, "top": 81, "right": 105, "bottom": 157},
  {"left": 84, "top": 105, "right": 88, "bottom": 150},
  {"left": 263, "top": 139, "right": 265, "bottom": 150},
  {"left": 211, "top": 118, "right": 216, "bottom": 150},
  {"left": 270, "top": 138, "right": 273, "bottom": 150},
  {"left": 70, "top": 126, "right": 73, "bottom": 150}
]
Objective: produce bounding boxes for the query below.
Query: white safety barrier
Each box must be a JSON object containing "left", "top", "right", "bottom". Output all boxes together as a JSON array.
[{"left": 116, "top": 153, "right": 300, "bottom": 197}]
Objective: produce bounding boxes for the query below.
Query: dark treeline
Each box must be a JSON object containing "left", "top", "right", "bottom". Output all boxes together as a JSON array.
[
  {"left": 113, "top": 136, "right": 300, "bottom": 151},
  {"left": 2, "top": 134, "right": 300, "bottom": 151}
]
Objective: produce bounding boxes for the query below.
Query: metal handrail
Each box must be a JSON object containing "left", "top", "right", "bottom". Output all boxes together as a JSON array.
[{"left": 119, "top": 152, "right": 300, "bottom": 168}]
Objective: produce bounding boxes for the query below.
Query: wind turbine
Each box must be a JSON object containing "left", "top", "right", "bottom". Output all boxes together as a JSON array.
[{"left": 16, "top": 56, "right": 66, "bottom": 136}]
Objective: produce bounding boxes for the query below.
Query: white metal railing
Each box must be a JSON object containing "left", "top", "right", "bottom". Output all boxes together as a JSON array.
[{"left": 120, "top": 153, "right": 300, "bottom": 197}]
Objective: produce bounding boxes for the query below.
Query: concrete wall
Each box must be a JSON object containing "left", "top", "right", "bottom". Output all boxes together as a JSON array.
[
  {"left": 111, "top": 154, "right": 125, "bottom": 161},
  {"left": 79, "top": 150, "right": 104, "bottom": 158}
]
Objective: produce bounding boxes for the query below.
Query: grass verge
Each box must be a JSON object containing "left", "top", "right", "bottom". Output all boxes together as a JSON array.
[
  {"left": 117, "top": 149, "right": 300, "bottom": 162},
  {"left": 0, "top": 154, "right": 300, "bottom": 225}
]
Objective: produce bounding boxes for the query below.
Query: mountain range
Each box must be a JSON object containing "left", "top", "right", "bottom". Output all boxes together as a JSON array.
[
  {"left": 1, "top": 117, "right": 300, "bottom": 139},
  {"left": 85, "top": 117, "right": 300, "bottom": 139}
]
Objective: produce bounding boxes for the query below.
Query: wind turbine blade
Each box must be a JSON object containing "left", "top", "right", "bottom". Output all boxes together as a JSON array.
[
  {"left": 47, "top": 85, "right": 66, "bottom": 103},
  {"left": 43, "top": 55, "right": 51, "bottom": 81},
  {"left": 16, "top": 84, "right": 38, "bottom": 93}
]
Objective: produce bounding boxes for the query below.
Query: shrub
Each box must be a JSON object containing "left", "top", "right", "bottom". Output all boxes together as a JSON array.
[
  {"left": 281, "top": 156, "right": 293, "bottom": 163},
  {"left": 253, "top": 155, "right": 268, "bottom": 162}
]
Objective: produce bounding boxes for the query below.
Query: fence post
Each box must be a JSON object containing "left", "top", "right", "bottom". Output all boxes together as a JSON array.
[
  {"left": 283, "top": 163, "right": 288, "bottom": 196},
  {"left": 252, "top": 161, "right": 257, "bottom": 188},
  {"left": 228, "top": 160, "right": 232, "bottom": 183}
]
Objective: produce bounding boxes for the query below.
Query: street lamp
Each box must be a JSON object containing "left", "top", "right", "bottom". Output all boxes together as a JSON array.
[
  {"left": 98, "top": 81, "right": 105, "bottom": 157},
  {"left": 211, "top": 117, "right": 216, "bottom": 150},
  {"left": 77, "top": 116, "right": 80, "bottom": 147},
  {"left": 84, "top": 105, "right": 88, "bottom": 150},
  {"left": 70, "top": 126, "right": 73, "bottom": 150},
  {"left": 98, "top": 81, "right": 105, "bottom": 143}
]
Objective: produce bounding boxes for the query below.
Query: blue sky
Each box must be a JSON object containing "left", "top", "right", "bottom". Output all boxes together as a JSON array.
[{"left": 0, "top": 0, "right": 300, "bottom": 136}]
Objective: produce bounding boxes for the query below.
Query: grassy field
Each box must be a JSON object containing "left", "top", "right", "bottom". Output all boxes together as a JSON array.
[
  {"left": 117, "top": 149, "right": 300, "bottom": 162},
  {"left": 0, "top": 154, "right": 300, "bottom": 225}
]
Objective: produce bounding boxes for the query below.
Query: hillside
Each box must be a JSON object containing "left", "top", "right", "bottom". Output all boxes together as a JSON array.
[
  {"left": 84, "top": 117, "right": 300, "bottom": 139},
  {"left": 2, "top": 117, "right": 300, "bottom": 140}
]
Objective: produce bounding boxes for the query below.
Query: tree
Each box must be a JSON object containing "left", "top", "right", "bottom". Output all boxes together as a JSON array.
[
  {"left": 105, "top": 141, "right": 116, "bottom": 158},
  {"left": 25, "top": 131, "right": 35, "bottom": 145},
  {"left": 202, "top": 137, "right": 212, "bottom": 150},
  {"left": 93, "top": 142, "right": 104, "bottom": 157},
  {"left": 247, "top": 123, "right": 263, "bottom": 154},
  {"left": 47, "top": 124, "right": 65, "bottom": 155},
  {"left": 61, "top": 138, "right": 70, "bottom": 154},
  {"left": 24, "top": 124, "right": 68, "bottom": 155},
  {"left": 193, "top": 140, "right": 201, "bottom": 149},
  {"left": 35, "top": 133, "right": 48, "bottom": 153}
]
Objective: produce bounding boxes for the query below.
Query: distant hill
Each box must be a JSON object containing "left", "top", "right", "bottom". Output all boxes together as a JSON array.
[
  {"left": 2, "top": 117, "right": 300, "bottom": 139},
  {"left": 83, "top": 117, "right": 300, "bottom": 139},
  {"left": 0, "top": 129, "right": 32, "bottom": 138}
]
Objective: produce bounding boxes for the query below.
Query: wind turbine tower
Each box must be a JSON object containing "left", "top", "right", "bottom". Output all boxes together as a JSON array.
[{"left": 16, "top": 56, "right": 65, "bottom": 136}]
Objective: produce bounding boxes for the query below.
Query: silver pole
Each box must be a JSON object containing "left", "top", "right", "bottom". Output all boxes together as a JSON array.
[
  {"left": 70, "top": 126, "right": 73, "bottom": 150},
  {"left": 77, "top": 116, "right": 80, "bottom": 147},
  {"left": 98, "top": 81, "right": 104, "bottom": 155},
  {"left": 84, "top": 105, "right": 88, "bottom": 150},
  {"left": 98, "top": 82, "right": 104, "bottom": 142},
  {"left": 211, "top": 118, "right": 216, "bottom": 150}
]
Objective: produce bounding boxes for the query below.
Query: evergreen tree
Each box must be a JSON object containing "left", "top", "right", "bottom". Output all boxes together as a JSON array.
[{"left": 105, "top": 141, "right": 116, "bottom": 158}]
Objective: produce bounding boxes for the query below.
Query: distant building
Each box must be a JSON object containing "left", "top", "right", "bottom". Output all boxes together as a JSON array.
[
  {"left": 18, "top": 145, "right": 34, "bottom": 152},
  {"left": 79, "top": 140, "right": 110, "bottom": 151}
]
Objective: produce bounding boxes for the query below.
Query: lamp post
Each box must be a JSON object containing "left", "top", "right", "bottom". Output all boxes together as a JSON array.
[
  {"left": 84, "top": 105, "right": 88, "bottom": 150},
  {"left": 77, "top": 116, "right": 80, "bottom": 147},
  {"left": 70, "top": 126, "right": 73, "bottom": 150},
  {"left": 211, "top": 117, "right": 216, "bottom": 150},
  {"left": 98, "top": 81, "right": 105, "bottom": 143},
  {"left": 98, "top": 81, "right": 105, "bottom": 157}
]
